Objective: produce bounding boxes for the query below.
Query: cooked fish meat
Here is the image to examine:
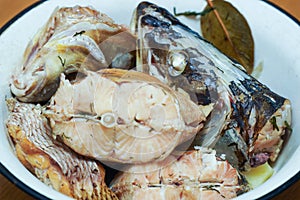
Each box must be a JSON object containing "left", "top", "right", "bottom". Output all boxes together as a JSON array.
[
  {"left": 43, "top": 69, "right": 206, "bottom": 164},
  {"left": 6, "top": 98, "right": 118, "bottom": 200},
  {"left": 5, "top": 3, "right": 293, "bottom": 200},
  {"left": 10, "top": 6, "right": 136, "bottom": 103},
  {"left": 131, "top": 1, "right": 292, "bottom": 170},
  {"left": 110, "top": 148, "right": 249, "bottom": 200}
]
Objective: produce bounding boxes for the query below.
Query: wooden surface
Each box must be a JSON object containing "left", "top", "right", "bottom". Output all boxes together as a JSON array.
[{"left": 0, "top": 0, "right": 300, "bottom": 199}]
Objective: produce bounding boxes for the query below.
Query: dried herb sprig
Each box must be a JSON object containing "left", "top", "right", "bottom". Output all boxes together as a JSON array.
[
  {"left": 270, "top": 116, "right": 279, "bottom": 131},
  {"left": 73, "top": 30, "right": 86, "bottom": 37},
  {"left": 173, "top": 7, "right": 214, "bottom": 17}
]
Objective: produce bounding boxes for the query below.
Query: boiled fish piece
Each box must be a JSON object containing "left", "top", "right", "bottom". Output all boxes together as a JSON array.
[
  {"left": 11, "top": 6, "right": 136, "bottom": 103},
  {"left": 131, "top": 1, "right": 292, "bottom": 170},
  {"left": 110, "top": 148, "right": 249, "bottom": 200},
  {"left": 5, "top": 98, "right": 118, "bottom": 200},
  {"left": 43, "top": 69, "right": 206, "bottom": 164}
]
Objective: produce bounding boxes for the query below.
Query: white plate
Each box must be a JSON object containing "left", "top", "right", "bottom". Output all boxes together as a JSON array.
[{"left": 0, "top": 0, "right": 300, "bottom": 199}]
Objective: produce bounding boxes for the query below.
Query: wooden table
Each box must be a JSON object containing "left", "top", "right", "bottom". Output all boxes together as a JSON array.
[{"left": 0, "top": 0, "right": 299, "bottom": 199}]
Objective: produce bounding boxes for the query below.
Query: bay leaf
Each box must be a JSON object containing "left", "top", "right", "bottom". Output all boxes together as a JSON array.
[{"left": 201, "top": 0, "right": 254, "bottom": 74}]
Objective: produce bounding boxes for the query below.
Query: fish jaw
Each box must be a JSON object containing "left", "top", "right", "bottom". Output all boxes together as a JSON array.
[
  {"left": 10, "top": 49, "right": 63, "bottom": 103},
  {"left": 249, "top": 99, "right": 292, "bottom": 166}
]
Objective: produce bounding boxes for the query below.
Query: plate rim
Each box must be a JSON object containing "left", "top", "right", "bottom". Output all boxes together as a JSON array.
[
  {"left": 0, "top": 0, "right": 299, "bottom": 199},
  {"left": 0, "top": 0, "right": 46, "bottom": 35},
  {"left": 251, "top": 2, "right": 300, "bottom": 200}
]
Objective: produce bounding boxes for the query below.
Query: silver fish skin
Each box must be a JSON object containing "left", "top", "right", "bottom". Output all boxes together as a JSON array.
[
  {"left": 131, "top": 2, "right": 292, "bottom": 170},
  {"left": 10, "top": 6, "right": 136, "bottom": 103}
]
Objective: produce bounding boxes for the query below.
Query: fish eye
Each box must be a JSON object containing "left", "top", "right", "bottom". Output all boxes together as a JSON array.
[{"left": 167, "top": 51, "right": 188, "bottom": 77}]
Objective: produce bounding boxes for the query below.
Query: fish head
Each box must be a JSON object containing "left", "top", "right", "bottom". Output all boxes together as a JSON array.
[
  {"left": 10, "top": 6, "right": 137, "bottom": 103},
  {"left": 131, "top": 2, "right": 219, "bottom": 107},
  {"left": 132, "top": 2, "right": 293, "bottom": 170}
]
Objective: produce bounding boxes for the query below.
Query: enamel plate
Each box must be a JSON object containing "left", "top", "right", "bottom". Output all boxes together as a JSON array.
[{"left": 1, "top": 0, "right": 300, "bottom": 199}]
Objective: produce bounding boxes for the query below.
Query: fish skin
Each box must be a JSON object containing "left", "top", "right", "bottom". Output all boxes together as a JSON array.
[
  {"left": 131, "top": 1, "right": 292, "bottom": 170},
  {"left": 6, "top": 98, "right": 118, "bottom": 200}
]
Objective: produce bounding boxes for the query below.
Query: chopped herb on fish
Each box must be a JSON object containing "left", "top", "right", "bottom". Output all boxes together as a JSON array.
[
  {"left": 285, "top": 120, "right": 292, "bottom": 132},
  {"left": 61, "top": 132, "right": 72, "bottom": 140},
  {"left": 58, "top": 55, "right": 66, "bottom": 67},
  {"left": 73, "top": 30, "right": 86, "bottom": 37},
  {"left": 270, "top": 116, "right": 279, "bottom": 131}
]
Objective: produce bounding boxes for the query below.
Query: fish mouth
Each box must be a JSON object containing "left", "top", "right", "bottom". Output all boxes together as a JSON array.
[
  {"left": 10, "top": 70, "right": 58, "bottom": 103},
  {"left": 10, "top": 76, "right": 35, "bottom": 98}
]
